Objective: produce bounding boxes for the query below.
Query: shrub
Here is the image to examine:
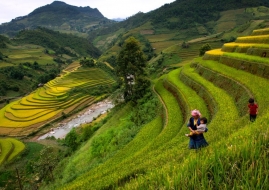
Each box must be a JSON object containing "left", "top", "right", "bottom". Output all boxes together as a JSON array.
[{"left": 199, "top": 43, "right": 212, "bottom": 56}]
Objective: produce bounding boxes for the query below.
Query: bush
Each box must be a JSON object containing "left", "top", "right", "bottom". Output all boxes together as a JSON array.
[
  {"left": 64, "top": 128, "right": 79, "bottom": 151},
  {"left": 80, "top": 58, "right": 95, "bottom": 67},
  {"left": 199, "top": 43, "right": 212, "bottom": 56}
]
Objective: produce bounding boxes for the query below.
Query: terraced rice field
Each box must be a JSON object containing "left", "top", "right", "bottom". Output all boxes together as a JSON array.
[
  {"left": 164, "top": 41, "right": 223, "bottom": 65},
  {"left": 0, "top": 63, "right": 115, "bottom": 136},
  {"left": 1, "top": 44, "right": 55, "bottom": 65},
  {"left": 0, "top": 138, "right": 25, "bottom": 165},
  {"left": 56, "top": 28, "right": 269, "bottom": 189}
]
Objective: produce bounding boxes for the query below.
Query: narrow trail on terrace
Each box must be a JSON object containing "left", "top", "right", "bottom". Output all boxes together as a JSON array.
[{"left": 153, "top": 83, "right": 168, "bottom": 128}]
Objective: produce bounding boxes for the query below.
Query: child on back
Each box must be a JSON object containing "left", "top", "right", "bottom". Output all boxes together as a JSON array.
[
  {"left": 185, "top": 117, "right": 207, "bottom": 137},
  {"left": 248, "top": 98, "right": 258, "bottom": 122}
]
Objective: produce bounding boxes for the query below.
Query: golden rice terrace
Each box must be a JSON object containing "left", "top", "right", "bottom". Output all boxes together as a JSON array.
[{"left": 0, "top": 62, "right": 115, "bottom": 137}]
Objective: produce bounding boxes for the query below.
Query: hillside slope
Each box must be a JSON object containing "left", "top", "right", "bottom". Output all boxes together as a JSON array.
[
  {"left": 0, "top": 28, "right": 101, "bottom": 102},
  {"left": 92, "top": 0, "right": 269, "bottom": 55},
  {"left": 44, "top": 28, "right": 269, "bottom": 190},
  {"left": 91, "top": 0, "right": 269, "bottom": 36},
  {"left": 0, "top": 1, "right": 114, "bottom": 37},
  {"left": 0, "top": 61, "right": 116, "bottom": 137},
  {"left": 15, "top": 27, "right": 101, "bottom": 58}
]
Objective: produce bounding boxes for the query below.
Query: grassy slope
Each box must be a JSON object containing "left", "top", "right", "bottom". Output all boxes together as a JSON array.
[
  {"left": 0, "top": 138, "right": 25, "bottom": 165},
  {"left": 50, "top": 27, "right": 269, "bottom": 189},
  {"left": 1, "top": 3, "right": 269, "bottom": 189},
  {"left": 117, "top": 42, "right": 269, "bottom": 188},
  {"left": 1, "top": 44, "right": 55, "bottom": 65},
  {"left": 0, "top": 66, "right": 115, "bottom": 136},
  {"left": 96, "top": 5, "right": 269, "bottom": 61}
]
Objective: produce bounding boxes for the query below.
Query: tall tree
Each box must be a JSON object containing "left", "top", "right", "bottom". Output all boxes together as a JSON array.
[
  {"left": 33, "top": 146, "right": 58, "bottom": 184},
  {"left": 117, "top": 37, "right": 150, "bottom": 102}
]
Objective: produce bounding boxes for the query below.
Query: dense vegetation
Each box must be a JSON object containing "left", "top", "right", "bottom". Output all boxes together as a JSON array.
[
  {"left": 1, "top": 1, "right": 269, "bottom": 189},
  {"left": 0, "top": 1, "right": 113, "bottom": 36},
  {"left": 89, "top": 0, "right": 269, "bottom": 40},
  {"left": 15, "top": 27, "right": 101, "bottom": 58},
  {"left": 0, "top": 62, "right": 116, "bottom": 137},
  {"left": 117, "top": 37, "right": 150, "bottom": 102},
  {"left": 36, "top": 27, "right": 268, "bottom": 190}
]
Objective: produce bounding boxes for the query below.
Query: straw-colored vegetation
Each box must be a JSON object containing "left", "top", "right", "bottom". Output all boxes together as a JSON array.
[{"left": 0, "top": 64, "right": 115, "bottom": 136}]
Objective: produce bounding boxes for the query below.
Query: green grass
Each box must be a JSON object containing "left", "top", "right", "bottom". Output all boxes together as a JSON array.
[
  {"left": 122, "top": 112, "right": 269, "bottom": 189},
  {"left": 166, "top": 68, "right": 209, "bottom": 120},
  {"left": 3, "top": 20, "right": 269, "bottom": 189},
  {"left": 115, "top": 62, "right": 255, "bottom": 189},
  {"left": 223, "top": 52, "right": 269, "bottom": 64},
  {"left": 56, "top": 49, "right": 252, "bottom": 190},
  {"left": 181, "top": 63, "right": 240, "bottom": 141},
  {"left": 0, "top": 138, "right": 25, "bottom": 165},
  {"left": 24, "top": 142, "right": 44, "bottom": 160},
  {"left": 1, "top": 44, "right": 55, "bottom": 65},
  {"left": 194, "top": 63, "right": 251, "bottom": 116},
  {"left": 198, "top": 58, "right": 269, "bottom": 114},
  {"left": 0, "top": 62, "right": 15, "bottom": 67},
  {"left": 58, "top": 104, "right": 133, "bottom": 184},
  {"left": 0, "top": 139, "right": 13, "bottom": 165},
  {"left": 56, "top": 79, "right": 183, "bottom": 189},
  {"left": 6, "top": 138, "right": 25, "bottom": 161},
  {"left": 112, "top": 63, "right": 246, "bottom": 189}
]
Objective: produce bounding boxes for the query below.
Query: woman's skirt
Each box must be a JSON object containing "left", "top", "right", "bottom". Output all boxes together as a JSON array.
[{"left": 189, "top": 135, "right": 208, "bottom": 149}]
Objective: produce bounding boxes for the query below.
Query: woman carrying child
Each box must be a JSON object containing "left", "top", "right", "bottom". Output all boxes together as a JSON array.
[{"left": 186, "top": 109, "right": 208, "bottom": 149}]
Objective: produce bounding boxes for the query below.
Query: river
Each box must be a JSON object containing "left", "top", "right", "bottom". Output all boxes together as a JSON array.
[{"left": 38, "top": 99, "right": 114, "bottom": 140}]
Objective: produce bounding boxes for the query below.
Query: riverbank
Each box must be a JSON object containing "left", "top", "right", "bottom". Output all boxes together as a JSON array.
[{"left": 37, "top": 99, "right": 114, "bottom": 140}]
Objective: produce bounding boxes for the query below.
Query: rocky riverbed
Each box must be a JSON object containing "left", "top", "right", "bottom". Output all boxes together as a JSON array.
[{"left": 38, "top": 99, "right": 114, "bottom": 140}]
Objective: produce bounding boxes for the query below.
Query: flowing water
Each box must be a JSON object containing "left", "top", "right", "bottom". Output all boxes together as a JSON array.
[{"left": 38, "top": 100, "right": 114, "bottom": 140}]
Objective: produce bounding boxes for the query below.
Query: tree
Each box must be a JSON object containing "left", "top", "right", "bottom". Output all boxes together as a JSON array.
[
  {"left": 199, "top": 43, "right": 212, "bottom": 56},
  {"left": 33, "top": 61, "right": 40, "bottom": 70},
  {"left": 33, "top": 146, "right": 58, "bottom": 183},
  {"left": 181, "top": 41, "right": 189, "bottom": 48},
  {"left": 0, "top": 51, "right": 3, "bottom": 60},
  {"left": 80, "top": 58, "right": 95, "bottom": 67},
  {"left": 64, "top": 128, "right": 79, "bottom": 151},
  {"left": 117, "top": 37, "right": 150, "bottom": 102}
]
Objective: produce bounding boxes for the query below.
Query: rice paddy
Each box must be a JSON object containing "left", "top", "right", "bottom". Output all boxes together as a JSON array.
[
  {"left": 0, "top": 138, "right": 25, "bottom": 165},
  {"left": 54, "top": 27, "right": 269, "bottom": 189},
  {"left": 0, "top": 64, "right": 115, "bottom": 136},
  {"left": 1, "top": 44, "right": 55, "bottom": 65}
]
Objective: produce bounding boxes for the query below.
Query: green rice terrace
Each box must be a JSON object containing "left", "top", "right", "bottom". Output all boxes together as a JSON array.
[
  {"left": 2, "top": 0, "right": 269, "bottom": 189},
  {"left": 0, "top": 61, "right": 116, "bottom": 137},
  {"left": 0, "top": 138, "right": 25, "bottom": 165},
  {"left": 37, "top": 28, "right": 269, "bottom": 190},
  {"left": 1, "top": 22, "right": 269, "bottom": 190}
]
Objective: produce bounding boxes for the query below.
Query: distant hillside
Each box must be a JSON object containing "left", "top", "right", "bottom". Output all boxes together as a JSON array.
[
  {"left": 90, "top": 0, "right": 269, "bottom": 43},
  {"left": 92, "top": 0, "right": 269, "bottom": 61},
  {"left": 0, "top": 1, "right": 114, "bottom": 36},
  {"left": 14, "top": 27, "right": 101, "bottom": 58}
]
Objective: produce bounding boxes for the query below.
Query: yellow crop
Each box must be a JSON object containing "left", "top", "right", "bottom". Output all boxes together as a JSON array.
[
  {"left": 0, "top": 67, "right": 115, "bottom": 135},
  {"left": 205, "top": 49, "right": 224, "bottom": 55}
]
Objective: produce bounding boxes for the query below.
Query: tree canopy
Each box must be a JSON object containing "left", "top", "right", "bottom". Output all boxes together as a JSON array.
[
  {"left": 80, "top": 58, "right": 95, "bottom": 67},
  {"left": 199, "top": 43, "right": 212, "bottom": 56},
  {"left": 117, "top": 37, "right": 150, "bottom": 102}
]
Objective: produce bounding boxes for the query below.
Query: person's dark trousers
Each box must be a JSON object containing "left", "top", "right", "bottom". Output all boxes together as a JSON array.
[{"left": 250, "top": 114, "right": 257, "bottom": 122}]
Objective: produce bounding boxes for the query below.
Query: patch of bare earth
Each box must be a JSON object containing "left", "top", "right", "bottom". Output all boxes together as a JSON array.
[{"left": 140, "top": 30, "right": 154, "bottom": 35}]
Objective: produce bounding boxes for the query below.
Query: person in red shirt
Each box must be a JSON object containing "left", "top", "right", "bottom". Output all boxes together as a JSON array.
[{"left": 248, "top": 98, "right": 258, "bottom": 122}]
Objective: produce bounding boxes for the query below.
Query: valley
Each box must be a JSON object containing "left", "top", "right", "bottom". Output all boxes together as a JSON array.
[{"left": 0, "top": 0, "right": 269, "bottom": 189}]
